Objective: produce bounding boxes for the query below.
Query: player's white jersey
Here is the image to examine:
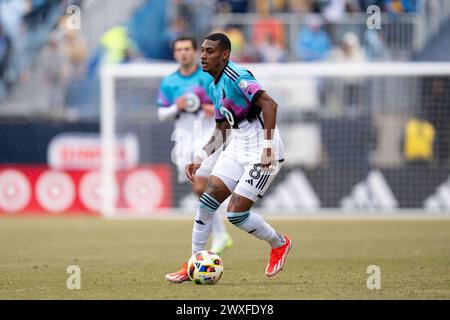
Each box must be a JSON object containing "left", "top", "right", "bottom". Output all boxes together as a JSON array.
[
  {"left": 207, "top": 60, "right": 285, "bottom": 202},
  {"left": 208, "top": 60, "right": 284, "bottom": 165},
  {"left": 225, "top": 119, "right": 284, "bottom": 165}
]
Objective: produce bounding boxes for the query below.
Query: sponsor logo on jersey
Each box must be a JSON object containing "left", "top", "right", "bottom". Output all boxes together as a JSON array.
[{"left": 239, "top": 80, "right": 248, "bottom": 89}]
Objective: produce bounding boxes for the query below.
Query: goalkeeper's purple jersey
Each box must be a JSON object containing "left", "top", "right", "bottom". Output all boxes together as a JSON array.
[{"left": 209, "top": 60, "right": 265, "bottom": 128}]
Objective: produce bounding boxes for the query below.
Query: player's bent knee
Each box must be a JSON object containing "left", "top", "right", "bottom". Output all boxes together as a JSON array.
[
  {"left": 227, "top": 211, "right": 250, "bottom": 226},
  {"left": 227, "top": 193, "right": 254, "bottom": 213},
  {"left": 193, "top": 176, "right": 209, "bottom": 197},
  {"left": 199, "top": 193, "right": 221, "bottom": 213},
  {"left": 204, "top": 176, "right": 231, "bottom": 203},
  {"left": 193, "top": 182, "right": 206, "bottom": 197}
]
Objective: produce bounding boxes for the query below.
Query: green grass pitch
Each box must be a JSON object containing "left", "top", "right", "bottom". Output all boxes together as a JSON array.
[{"left": 0, "top": 216, "right": 449, "bottom": 299}]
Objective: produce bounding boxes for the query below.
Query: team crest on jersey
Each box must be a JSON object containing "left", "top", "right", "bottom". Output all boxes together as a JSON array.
[
  {"left": 219, "top": 106, "right": 235, "bottom": 126},
  {"left": 239, "top": 80, "right": 248, "bottom": 89}
]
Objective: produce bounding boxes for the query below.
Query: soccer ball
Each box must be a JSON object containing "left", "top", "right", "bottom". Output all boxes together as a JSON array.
[{"left": 187, "top": 250, "right": 223, "bottom": 285}]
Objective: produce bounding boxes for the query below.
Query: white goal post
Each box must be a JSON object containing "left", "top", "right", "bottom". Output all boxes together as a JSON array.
[{"left": 100, "top": 62, "right": 450, "bottom": 218}]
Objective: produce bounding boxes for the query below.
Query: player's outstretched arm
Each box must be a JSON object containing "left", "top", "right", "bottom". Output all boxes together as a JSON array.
[
  {"left": 157, "top": 105, "right": 178, "bottom": 122},
  {"left": 157, "top": 97, "right": 190, "bottom": 122},
  {"left": 185, "top": 121, "right": 230, "bottom": 182},
  {"left": 254, "top": 91, "right": 278, "bottom": 170}
]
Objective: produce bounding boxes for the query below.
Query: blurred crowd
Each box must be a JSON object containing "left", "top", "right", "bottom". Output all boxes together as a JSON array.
[
  {"left": 0, "top": 0, "right": 439, "bottom": 115},
  {"left": 0, "top": 0, "right": 82, "bottom": 101},
  {"left": 146, "top": 0, "right": 421, "bottom": 64}
]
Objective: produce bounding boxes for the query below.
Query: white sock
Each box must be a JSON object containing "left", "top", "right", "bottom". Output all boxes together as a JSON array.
[
  {"left": 227, "top": 210, "right": 285, "bottom": 248},
  {"left": 212, "top": 202, "right": 227, "bottom": 239},
  {"left": 192, "top": 193, "right": 221, "bottom": 255}
]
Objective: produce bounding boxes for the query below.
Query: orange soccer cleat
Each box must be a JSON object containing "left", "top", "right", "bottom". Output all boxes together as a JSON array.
[
  {"left": 165, "top": 262, "right": 190, "bottom": 283},
  {"left": 265, "top": 236, "right": 292, "bottom": 277}
]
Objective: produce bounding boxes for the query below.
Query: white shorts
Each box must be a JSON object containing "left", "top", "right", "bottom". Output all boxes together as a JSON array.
[
  {"left": 211, "top": 145, "right": 284, "bottom": 203},
  {"left": 176, "top": 147, "right": 221, "bottom": 183},
  {"left": 173, "top": 116, "right": 217, "bottom": 183},
  {"left": 210, "top": 119, "right": 285, "bottom": 202}
]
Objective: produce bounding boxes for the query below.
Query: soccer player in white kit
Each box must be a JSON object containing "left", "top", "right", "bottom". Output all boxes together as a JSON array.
[
  {"left": 165, "top": 33, "right": 292, "bottom": 282},
  {"left": 157, "top": 38, "right": 233, "bottom": 283}
]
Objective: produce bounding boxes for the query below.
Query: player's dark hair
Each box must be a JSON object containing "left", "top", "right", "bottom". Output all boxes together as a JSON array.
[
  {"left": 205, "top": 33, "right": 231, "bottom": 52},
  {"left": 172, "top": 36, "right": 197, "bottom": 51}
]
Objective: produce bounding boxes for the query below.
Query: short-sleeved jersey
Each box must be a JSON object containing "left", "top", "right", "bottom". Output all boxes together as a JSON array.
[
  {"left": 209, "top": 60, "right": 265, "bottom": 128},
  {"left": 157, "top": 66, "right": 213, "bottom": 108}
]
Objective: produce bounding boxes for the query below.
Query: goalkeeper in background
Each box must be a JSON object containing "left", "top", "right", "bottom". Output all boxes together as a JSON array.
[{"left": 157, "top": 37, "right": 233, "bottom": 279}]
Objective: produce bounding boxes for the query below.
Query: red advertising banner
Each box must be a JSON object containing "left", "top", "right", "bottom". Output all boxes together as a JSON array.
[
  {"left": 47, "top": 133, "right": 139, "bottom": 170},
  {"left": 0, "top": 165, "right": 172, "bottom": 215}
]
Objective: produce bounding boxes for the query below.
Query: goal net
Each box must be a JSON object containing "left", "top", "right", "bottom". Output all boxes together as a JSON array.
[{"left": 100, "top": 62, "right": 450, "bottom": 217}]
